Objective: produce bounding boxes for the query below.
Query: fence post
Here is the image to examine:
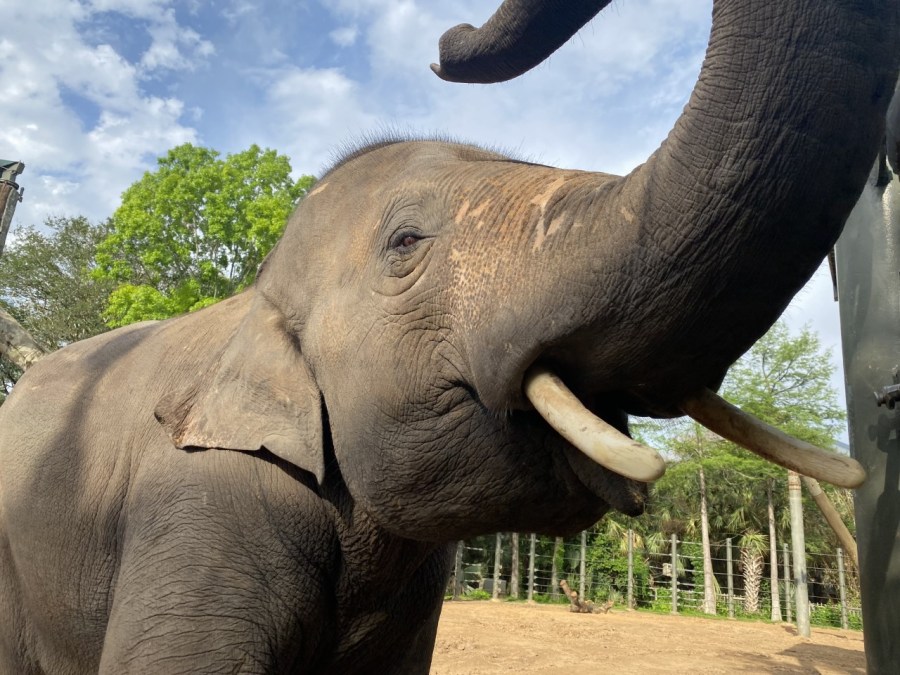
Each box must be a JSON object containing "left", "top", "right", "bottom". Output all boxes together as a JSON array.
[
  {"left": 579, "top": 530, "right": 587, "bottom": 600},
  {"left": 492, "top": 533, "right": 502, "bottom": 600},
  {"left": 837, "top": 548, "right": 849, "bottom": 630},
  {"left": 453, "top": 541, "right": 464, "bottom": 599},
  {"left": 671, "top": 533, "right": 678, "bottom": 614},
  {"left": 527, "top": 534, "right": 537, "bottom": 602},
  {"left": 627, "top": 529, "right": 635, "bottom": 610},
  {"left": 783, "top": 544, "right": 792, "bottom": 624},
  {"left": 726, "top": 537, "right": 735, "bottom": 619}
]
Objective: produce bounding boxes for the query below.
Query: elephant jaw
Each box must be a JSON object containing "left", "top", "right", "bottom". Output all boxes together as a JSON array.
[{"left": 523, "top": 366, "right": 866, "bottom": 490}]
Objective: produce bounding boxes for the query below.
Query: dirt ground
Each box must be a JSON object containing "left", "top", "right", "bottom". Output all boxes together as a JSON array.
[{"left": 430, "top": 601, "right": 865, "bottom": 674}]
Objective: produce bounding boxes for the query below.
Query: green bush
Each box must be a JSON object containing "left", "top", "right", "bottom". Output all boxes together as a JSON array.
[
  {"left": 809, "top": 604, "right": 862, "bottom": 630},
  {"left": 461, "top": 588, "right": 492, "bottom": 601}
]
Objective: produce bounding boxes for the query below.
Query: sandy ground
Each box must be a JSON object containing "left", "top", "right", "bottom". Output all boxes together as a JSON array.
[{"left": 430, "top": 601, "right": 865, "bottom": 674}]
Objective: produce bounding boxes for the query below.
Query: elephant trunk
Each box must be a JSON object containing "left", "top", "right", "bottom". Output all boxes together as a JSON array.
[
  {"left": 431, "top": 0, "right": 612, "bottom": 84},
  {"left": 514, "top": 0, "right": 898, "bottom": 407},
  {"left": 607, "top": 0, "right": 900, "bottom": 405},
  {"left": 441, "top": 1, "right": 898, "bottom": 489}
]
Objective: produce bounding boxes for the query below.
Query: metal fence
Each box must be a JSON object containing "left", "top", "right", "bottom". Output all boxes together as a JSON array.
[{"left": 447, "top": 532, "right": 862, "bottom": 630}]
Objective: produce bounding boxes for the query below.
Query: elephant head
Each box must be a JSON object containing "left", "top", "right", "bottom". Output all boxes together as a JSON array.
[{"left": 162, "top": 0, "right": 896, "bottom": 541}]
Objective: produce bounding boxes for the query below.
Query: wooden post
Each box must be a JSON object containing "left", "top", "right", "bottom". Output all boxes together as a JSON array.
[
  {"left": 801, "top": 476, "right": 859, "bottom": 568},
  {"left": 726, "top": 537, "right": 735, "bottom": 619},
  {"left": 550, "top": 536, "right": 562, "bottom": 599},
  {"left": 783, "top": 544, "right": 792, "bottom": 624},
  {"left": 671, "top": 533, "right": 678, "bottom": 615},
  {"left": 837, "top": 548, "right": 849, "bottom": 630},
  {"left": 788, "top": 471, "right": 811, "bottom": 637},
  {"left": 627, "top": 529, "right": 635, "bottom": 610},
  {"left": 579, "top": 530, "right": 587, "bottom": 600},
  {"left": 510, "top": 533, "right": 520, "bottom": 599},
  {"left": 492, "top": 533, "right": 502, "bottom": 601},
  {"left": 559, "top": 579, "right": 601, "bottom": 613},
  {"left": 452, "top": 541, "right": 464, "bottom": 599},
  {"left": 527, "top": 533, "right": 536, "bottom": 602}
]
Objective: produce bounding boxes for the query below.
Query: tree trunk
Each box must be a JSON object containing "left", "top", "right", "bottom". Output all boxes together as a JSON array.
[
  {"left": 788, "top": 471, "right": 811, "bottom": 637},
  {"left": 768, "top": 481, "right": 782, "bottom": 622},
  {"left": 741, "top": 547, "right": 763, "bottom": 614},
  {"left": 550, "top": 536, "right": 562, "bottom": 599},
  {"left": 699, "top": 465, "right": 716, "bottom": 614},
  {"left": 509, "top": 532, "right": 520, "bottom": 599}
]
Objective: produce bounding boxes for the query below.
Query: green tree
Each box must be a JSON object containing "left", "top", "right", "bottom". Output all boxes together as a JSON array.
[
  {"left": 95, "top": 143, "right": 315, "bottom": 327},
  {"left": 0, "top": 216, "right": 114, "bottom": 401},
  {"left": 642, "top": 321, "right": 848, "bottom": 614}
]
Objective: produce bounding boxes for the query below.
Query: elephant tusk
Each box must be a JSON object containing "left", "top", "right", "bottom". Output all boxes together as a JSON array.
[
  {"left": 681, "top": 388, "right": 866, "bottom": 489},
  {"left": 523, "top": 366, "right": 666, "bottom": 483}
]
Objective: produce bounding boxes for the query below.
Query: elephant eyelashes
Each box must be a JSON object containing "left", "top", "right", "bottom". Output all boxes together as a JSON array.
[{"left": 389, "top": 230, "right": 424, "bottom": 252}]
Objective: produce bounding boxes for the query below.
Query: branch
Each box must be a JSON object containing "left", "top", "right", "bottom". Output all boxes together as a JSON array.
[{"left": 0, "top": 307, "right": 46, "bottom": 370}]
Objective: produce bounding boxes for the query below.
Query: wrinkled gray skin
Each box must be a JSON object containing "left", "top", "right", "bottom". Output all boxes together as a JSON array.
[{"left": 1, "top": 0, "right": 899, "bottom": 673}]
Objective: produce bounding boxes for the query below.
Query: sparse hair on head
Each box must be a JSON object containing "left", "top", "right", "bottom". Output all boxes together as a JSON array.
[{"left": 319, "top": 126, "right": 532, "bottom": 179}]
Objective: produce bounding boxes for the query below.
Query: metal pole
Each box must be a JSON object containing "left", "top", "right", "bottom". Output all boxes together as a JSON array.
[
  {"left": 579, "top": 530, "right": 587, "bottom": 600},
  {"left": 671, "top": 533, "right": 678, "bottom": 614},
  {"left": 837, "top": 548, "right": 849, "bottom": 631},
  {"left": 835, "top": 152, "right": 900, "bottom": 672},
  {"left": 627, "top": 529, "right": 635, "bottom": 610},
  {"left": 527, "top": 534, "right": 536, "bottom": 602},
  {"left": 788, "top": 471, "right": 811, "bottom": 637},
  {"left": 783, "top": 544, "right": 792, "bottom": 624},
  {"left": 726, "top": 537, "right": 735, "bottom": 619},
  {"left": 492, "top": 533, "right": 502, "bottom": 600}
]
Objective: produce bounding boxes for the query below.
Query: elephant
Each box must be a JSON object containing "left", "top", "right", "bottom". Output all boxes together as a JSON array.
[{"left": 1, "top": 0, "right": 898, "bottom": 672}]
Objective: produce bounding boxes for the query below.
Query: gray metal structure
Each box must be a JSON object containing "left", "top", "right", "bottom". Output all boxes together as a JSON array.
[{"left": 835, "top": 96, "right": 900, "bottom": 670}]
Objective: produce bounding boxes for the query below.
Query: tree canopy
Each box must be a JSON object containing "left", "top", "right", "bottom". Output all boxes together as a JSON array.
[
  {"left": 94, "top": 143, "right": 315, "bottom": 327},
  {"left": 0, "top": 216, "right": 114, "bottom": 400}
]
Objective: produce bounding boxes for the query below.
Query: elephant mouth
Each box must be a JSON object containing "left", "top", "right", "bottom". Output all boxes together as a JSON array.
[{"left": 522, "top": 365, "right": 866, "bottom": 491}]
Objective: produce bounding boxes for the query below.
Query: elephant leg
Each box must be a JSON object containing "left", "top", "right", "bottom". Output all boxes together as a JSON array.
[
  {"left": 98, "top": 537, "right": 326, "bottom": 674},
  {"left": 0, "top": 536, "right": 38, "bottom": 674},
  {"left": 381, "top": 599, "right": 445, "bottom": 675}
]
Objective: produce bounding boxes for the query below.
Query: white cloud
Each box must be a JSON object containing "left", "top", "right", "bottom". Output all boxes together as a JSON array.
[
  {"left": 330, "top": 26, "right": 359, "bottom": 48},
  {"left": 0, "top": 0, "right": 202, "bottom": 228},
  {"left": 259, "top": 66, "right": 379, "bottom": 173}
]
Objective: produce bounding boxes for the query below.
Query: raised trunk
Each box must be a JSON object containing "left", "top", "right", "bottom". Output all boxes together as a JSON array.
[
  {"left": 615, "top": 1, "right": 898, "bottom": 406},
  {"left": 439, "top": 1, "right": 900, "bottom": 416}
]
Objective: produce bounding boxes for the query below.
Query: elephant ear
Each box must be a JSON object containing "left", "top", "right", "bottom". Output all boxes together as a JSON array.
[{"left": 154, "top": 294, "right": 324, "bottom": 484}]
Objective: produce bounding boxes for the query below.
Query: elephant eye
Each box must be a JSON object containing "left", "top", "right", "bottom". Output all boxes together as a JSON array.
[{"left": 391, "top": 230, "right": 423, "bottom": 251}]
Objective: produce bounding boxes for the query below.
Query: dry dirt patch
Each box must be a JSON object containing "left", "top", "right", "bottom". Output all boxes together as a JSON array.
[{"left": 430, "top": 601, "right": 865, "bottom": 674}]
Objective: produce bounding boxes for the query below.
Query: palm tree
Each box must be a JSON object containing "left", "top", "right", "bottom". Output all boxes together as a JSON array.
[{"left": 740, "top": 531, "right": 768, "bottom": 614}]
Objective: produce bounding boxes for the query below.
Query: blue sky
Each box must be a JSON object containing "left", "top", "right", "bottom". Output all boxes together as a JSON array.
[{"left": 0, "top": 0, "right": 846, "bottom": 429}]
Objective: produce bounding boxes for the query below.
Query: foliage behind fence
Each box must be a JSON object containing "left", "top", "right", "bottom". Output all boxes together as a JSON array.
[{"left": 448, "top": 532, "right": 861, "bottom": 630}]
